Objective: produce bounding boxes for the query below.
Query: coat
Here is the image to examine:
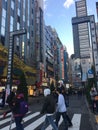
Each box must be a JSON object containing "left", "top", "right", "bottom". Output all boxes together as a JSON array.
[{"left": 41, "top": 94, "right": 56, "bottom": 114}]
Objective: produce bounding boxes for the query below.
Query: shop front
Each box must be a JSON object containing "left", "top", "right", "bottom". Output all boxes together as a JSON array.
[{"left": 0, "top": 44, "right": 36, "bottom": 93}]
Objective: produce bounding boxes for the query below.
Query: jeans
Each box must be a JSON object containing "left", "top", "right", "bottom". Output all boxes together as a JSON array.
[
  {"left": 14, "top": 116, "right": 24, "bottom": 130},
  {"left": 41, "top": 115, "right": 58, "bottom": 130},
  {"left": 56, "top": 112, "right": 68, "bottom": 130}
]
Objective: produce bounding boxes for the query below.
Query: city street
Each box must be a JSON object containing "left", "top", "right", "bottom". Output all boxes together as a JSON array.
[
  {"left": 0, "top": 0, "right": 98, "bottom": 129},
  {"left": 0, "top": 94, "right": 98, "bottom": 130}
]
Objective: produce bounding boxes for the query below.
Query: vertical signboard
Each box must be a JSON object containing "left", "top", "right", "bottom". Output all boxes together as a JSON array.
[
  {"left": 60, "top": 46, "right": 64, "bottom": 79},
  {"left": 6, "top": 34, "right": 14, "bottom": 96},
  {"left": 96, "top": 2, "right": 98, "bottom": 20},
  {"left": 6, "top": 29, "right": 26, "bottom": 99}
]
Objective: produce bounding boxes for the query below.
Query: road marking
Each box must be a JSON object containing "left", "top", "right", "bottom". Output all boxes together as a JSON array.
[
  {"left": 0, "top": 112, "right": 11, "bottom": 119},
  {"left": 69, "top": 114, "right": 81, "bottom": 130},
  {"left": 0, "top": 113, "right": 81, "bottom": 130},
  {"left": 24, "top": 115, "right": 46, "bottom": 129},
  {"left": 0, "top": 111, "right": 31, "bottom": 126},
  {"left": 0, "top": 111, "right": 31, "bottom": 119},
  {"left": 1, "top": 112, "right": 40, "bottom": 130},
  {"left": 46, "top": 116, "right": 63, "bottom": 130}
]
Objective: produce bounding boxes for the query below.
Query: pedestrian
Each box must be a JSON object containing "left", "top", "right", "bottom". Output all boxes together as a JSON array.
[
  {"left": 55, "top": 88, "right": 68, "bottom": 130},
  {"left": 3, "top": 90, "right": 26, "bottom": 130},
  {"left": 0, "top": 89, "right": 5, "bottom": 108},
  {"left": 90, "top": 86, "right": 98, "bottom": 113},
  {"left": 3, "top": 88, "right": 16, "bottom": 118},
  {"left": 40, "top": 88, "right": 58, "bottom": 130},
  {"left": 57, "top": 81, "right": 72, "bottom": 127},
  {"left": 13, "top": 92, "right": 26, "bottom": 130}
]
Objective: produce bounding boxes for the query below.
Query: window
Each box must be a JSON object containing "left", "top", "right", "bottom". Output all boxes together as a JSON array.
[
  {"left": 27, "top": 32, "right": 29, "bottom": 39},
  {"left": 17, "top": 23, "right": 20, "bottom": 30},
  {"left": 17, "top": 8, "right": 20, "bottom": 16},
  {"left": 10, "top": 25, "right": 13, "bottom": 32},
  {"left": 1, "top": 27, "right": 5, "bottom": 36},
  {"left": 1, "top": 8, "right": 6, "bottom": 36},
  {"left": 10, "top": 16, "right": 14, "bottom": 31},
  {"left": 11, "top": 1, "right": 14, "bottom": 10},
  {"left": 10, "top": 16, "right": 13, "bottom": 25},
  {"left": 1, "top": 17, "right": 6, "bottom": 27},
  {"left": 23, "top": 15, "right": 25, "bottom": 21},
  {"left": 2, "top": 8, "right": 6, "bottom": 18}
]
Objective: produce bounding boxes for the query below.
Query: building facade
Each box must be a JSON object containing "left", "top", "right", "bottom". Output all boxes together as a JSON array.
[
  {"left": 72, "top": 0, "right": 98, "bottom": 83},
  {"left": 0, "top": 0, "right": 69, "bottom": 93},
  {"left": 0, "top": 0, "right": 45, "bottom": 89}
]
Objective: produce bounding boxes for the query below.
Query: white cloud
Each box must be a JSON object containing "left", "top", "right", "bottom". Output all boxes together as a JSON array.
[{"left": 64, "top": 0, "right": 74, "bottom": 8}]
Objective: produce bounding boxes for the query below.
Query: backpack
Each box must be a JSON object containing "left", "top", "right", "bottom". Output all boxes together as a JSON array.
[{"left": 19, "top": 101, "right": 28, "bottom": 115}]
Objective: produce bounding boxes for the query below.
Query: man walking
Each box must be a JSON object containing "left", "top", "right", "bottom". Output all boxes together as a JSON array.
[
  {"left": 56, "top": 88, "right": 68, "bottom": 130},
  {"left": 41, "top": 88, "right": 58, "bottom": 130}
]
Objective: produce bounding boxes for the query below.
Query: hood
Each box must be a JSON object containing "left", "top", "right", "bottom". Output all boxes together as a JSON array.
[
  {"left": 17, "top": 93, "right": 24, "bottom": 99},
  {"left": 44, "top": 88, "right": 51, "bottom": 97}
]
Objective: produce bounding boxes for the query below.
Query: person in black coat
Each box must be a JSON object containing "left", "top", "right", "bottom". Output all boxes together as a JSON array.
[
  {"left": 0, "top": 89, "right": 5, "bottom": 108},
  {"left": 41, "top": 88, "right": 58, "bottom": 130},
  {"left": 3, "top": 88, "right": 16, "bottom": 117}
]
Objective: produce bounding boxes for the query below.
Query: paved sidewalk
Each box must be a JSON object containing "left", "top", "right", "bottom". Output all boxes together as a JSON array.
[{"left": 84, "top": 95, "right": 98, "bottom": 130}]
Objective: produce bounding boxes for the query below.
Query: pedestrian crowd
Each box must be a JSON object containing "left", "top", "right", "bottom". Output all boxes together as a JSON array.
[
  {"left": 40, "top": 80, "right": 72, "bottom": 130},
  {"left": 0, "top": 80, "right": 73, "bottom": 130}
]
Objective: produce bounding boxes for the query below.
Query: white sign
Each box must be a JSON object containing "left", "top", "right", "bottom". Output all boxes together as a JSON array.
[
  {"left": 88, "top": 69, "right": 94, "bottom": 78},
  {"left": 88, "top": 73, "right": 94, "bottom": 78}
]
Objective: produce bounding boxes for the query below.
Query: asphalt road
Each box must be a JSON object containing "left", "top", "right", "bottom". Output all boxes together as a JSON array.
[
  {"left": 0, "top": 94, "right": 98, "bottom": 130},
  {"left": 28, "top": 94, "right": 98, "bottom": 130}
]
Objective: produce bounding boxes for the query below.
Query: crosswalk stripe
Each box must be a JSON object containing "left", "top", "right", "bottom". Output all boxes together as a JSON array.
[
  {"left": 24, "top": 115, "right": 46, "bottom": 129},
  {"left": 1, "top": 112, "right": 40, "bottom": 130},
  {"left": 0, "top": 111, "right": 31, "bottom": 119},
  {"left": 46, "top": 116, "right": 63, "bottom": 130},
  {"left": 0, "top": 117, "right": 11, "bottom": 126},
  {"left": 0, "top": 111, "right": 31, "bottom": 126},
  {"left": 0, "top": 112, "right": 11, "bottom": 119},
  {"left": 0, "top": 112, "right": 81, "bottom": 130},
  {"left": 68, "top": 114, "right": 81, "bottom": 130}
]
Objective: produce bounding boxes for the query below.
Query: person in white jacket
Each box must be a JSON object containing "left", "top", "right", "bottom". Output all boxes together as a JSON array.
[{"left": 56, "top": 88, "right": 68, "bottom": 130}]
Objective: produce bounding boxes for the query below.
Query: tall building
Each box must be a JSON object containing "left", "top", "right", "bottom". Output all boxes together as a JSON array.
[
  {"left": 0, "top": 0, "right": 45, "bottom": 87},
  {"left": 34, "top": 0, "right": 45, "bottom": 85},
  {"left": 72, "top": 0, "right": 90, "bottom": 59},
  {"left": 96, "top": 2, "right": 98, "bottom": 21},
  {"left": 63, "top": 46, "right": 69, "bottom": 84},
  {"left": 0, "top": 0, "right": 35, "bottom": 63},
  {"left": 72, "top": 0, "right": 98, "bottom": 83},
  {"left": 44, "top": 26, "right": 55, "bottom": 86}
]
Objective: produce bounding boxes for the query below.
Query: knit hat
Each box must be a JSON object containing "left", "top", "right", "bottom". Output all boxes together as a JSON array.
[{"left": 44, "top": 88, "right": 51, "bottom": 97}]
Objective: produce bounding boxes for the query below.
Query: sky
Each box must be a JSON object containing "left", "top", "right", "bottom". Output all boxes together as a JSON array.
[{"left": 43, "top": 0, "right": 98, "bottom": 56}]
